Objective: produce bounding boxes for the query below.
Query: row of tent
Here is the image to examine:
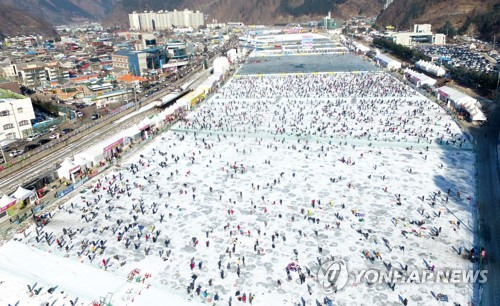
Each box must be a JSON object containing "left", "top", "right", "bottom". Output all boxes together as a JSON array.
[
  {"left": 177, "top": 57, "right": 230, "bottom": 109},
  {"left": 57, "top": 107, "right": 186, "bottom": 182},
  {"left": 403, "top": 68, "right": 437, "bottom": 87},
  {"left": 0, "top": 186, "right": 38, "bottom": 218},
  {"left": 437, "top": 86, "right": 486, "bottom": 122},
  {"left": 416, "top": 60, "right": 446, "bottom": 77},
  {"left": 57, "top": 58, "right": 232, "bottom": 182}
]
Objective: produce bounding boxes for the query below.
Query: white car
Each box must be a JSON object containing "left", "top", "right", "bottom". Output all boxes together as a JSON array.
[
  {"left": 9, "top": 150, "right": 22, "bottom": 157},
  {"left": 49, "top": 125, "right": 58, "bottom": 132},
  {"left": 26, "top": 133, "right": 40, "bottom": 141},
  {"left": 49, "top": 134, "right": 57, "bottom": 139}
]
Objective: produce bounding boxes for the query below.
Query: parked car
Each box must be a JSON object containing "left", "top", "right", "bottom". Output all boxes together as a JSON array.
[
  {"left": 24, "top": 144, "right": 40, "bottom": 151},
  {"left": 49, "top": 125, "right": 59, "bottom": 132},
  {"left": 61, "top": 128, "right": 73, "bottom": 135},
  {"left": 49, "top": 133, "right": 58, "bottom": 139},
  {"left": 76, "top": 111, "right": 83, "bottom": 118},
  {"left": 38, "top": 139, "right": 51, "bottom": 145},
  {"left": 76, "top": 104, "right": 86, "bottom": 109},
  {"left": 9, "top": 150, "right": 22, "bottom": 158},
  {"left": 91, "top": 114, "right": 99, "bottom": 120},
  {"left": 26, "top": 133, "right": 41, "bottom": 141}
]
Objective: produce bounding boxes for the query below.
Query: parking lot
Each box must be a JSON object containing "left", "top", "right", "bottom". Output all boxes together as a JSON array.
[{"left": 415, "top": 45, "right": 498, "bottom": 74}]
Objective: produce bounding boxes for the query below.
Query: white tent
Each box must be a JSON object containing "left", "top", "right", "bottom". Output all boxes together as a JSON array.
[
  {"left": 81, "top": 145, "right": 104, "bottom": 166},
  {"left": 437, "top": 86, "right": 486, "bottom": 122},
  {"left": 404, "top": 69, "right": 436, "bottom": 87},
  {"left": 470, "top": 108, "right": 487, "bottom": 121},
  {"left": 0, "top": 194, "right": 16, "bottom": 210},
  {"left": 12, "top": 186, "right": 35, "bottom": 201},
  {"left": 416, "top": 60, "right": 446, "bottom": 77},
  {"left": 375, "top": 53, "right": 401, "bottom": 70},
  {"left": 73, "top": 153, "right": 92, "bottom": 169},
  {"left": 213, "top": 57, "right": 230, "bottom": 74},
  {"left": 353, "top": 42, "right": 370, "bottom": 53},
  {"left": 137, "top": 117, "right": 152, "bottom": 131},
  {"left": 57, "top": 158, "right": 81, "bottom": 182},
  {"left": 163, "top": 106, "right": 176, "bottom": 117},
  {"left": 152, "top": 114, "right": 164, "bottom": 127},
  {"left": 122, "top": 126, "right": 140, "bottom": 138}
]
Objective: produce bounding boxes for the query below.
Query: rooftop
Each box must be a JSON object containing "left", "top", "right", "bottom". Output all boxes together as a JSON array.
[
  {"left": 0, "top": 88, "right": 26, "bottom": 100},
  {"left": 114, "top": 49, "right": 131, "bottom": 57}
]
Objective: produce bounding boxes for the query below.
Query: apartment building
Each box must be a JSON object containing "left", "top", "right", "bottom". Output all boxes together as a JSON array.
[
  {"left": 0, "top": 89, "right": 36, "bottom": 140},
  {"left": 129, "top": 9, "right": 204, "bottom": 31}
]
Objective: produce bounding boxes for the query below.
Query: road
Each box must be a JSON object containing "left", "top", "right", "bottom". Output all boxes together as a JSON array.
[{"left": 468, "top": 102, "right": 500, "bottom": 306}]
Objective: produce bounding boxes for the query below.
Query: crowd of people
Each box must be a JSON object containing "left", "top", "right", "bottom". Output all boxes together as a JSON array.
[
  {"left": 219, "top": 74, "right": 418, "bottom": 99},
  {"left": 189, "top": 73, "right": 468, "bottom": 147},
  {"left": 15, "top": 72, "right": 476, "bottom": 306}
]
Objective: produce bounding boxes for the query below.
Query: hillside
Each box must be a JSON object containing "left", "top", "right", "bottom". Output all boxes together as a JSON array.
[
  {"left": 0, "top": 0, "right": 117, "bottom": 25},
  {"left": 106, "top": 0, "right": 385, "bottom": 27},
  {"left": 377, "top": 0, "right": 499, "bottom": 41},
  {"left": 0, "top": 4, "right": 57, "bottom": 38}
]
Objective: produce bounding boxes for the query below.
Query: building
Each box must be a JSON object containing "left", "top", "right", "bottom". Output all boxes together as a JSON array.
[
  {"left": 322, "top": 12, "right": 338, "bottom": 30},
  {"left": 128, "top": 46, "right": 169, "bottom": 77},
  {"left": 112, "top": 49, "right": 131, "bottom": 70},
  {"left": 0, "top": 89, "right": 36, "bottom": 140},
  {"left": 84, "top": 89, "right": 130, "bottom": 109},
  {"left": 385, "top": 24, "right": 446, "bottom": 47},
  {"left": 44, "top": 62, "right": 70, "bottom": 83},
  {"left": 375, "top": 53, "right": 401, "bottom": 70},
  {"left": 166, "top": 42, "right": 188, "bottom": 60},
  {"left": 0, "top": 64, "right": 17, "bottom": 79},
  {"left": 129, "top": 9, "right": 204, "bottom": 31},
  {"left": 16, "top": 62, "right": 47, "bottom": 88}
]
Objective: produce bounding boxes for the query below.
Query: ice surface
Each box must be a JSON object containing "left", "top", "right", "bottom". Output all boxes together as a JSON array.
[{"left": 1, "top": 72, "right": 476, "bottom": 306}]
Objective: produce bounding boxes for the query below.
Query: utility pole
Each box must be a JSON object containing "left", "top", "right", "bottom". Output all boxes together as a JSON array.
[{"left": 494, "top": 35, "right": 498, "bottom": 101}]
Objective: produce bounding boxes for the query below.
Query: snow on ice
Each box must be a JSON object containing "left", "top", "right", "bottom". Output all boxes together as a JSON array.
[{"left": 1, "top": 72, "right": 476, "bottom": 306}]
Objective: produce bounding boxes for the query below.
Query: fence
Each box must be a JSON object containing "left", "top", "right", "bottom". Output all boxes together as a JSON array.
[
  {"left": 55, "top": 177, "right": 89, "bottom": 198},
  {"left": 32, "top": 116, "right": 67, "bottom": 134}
]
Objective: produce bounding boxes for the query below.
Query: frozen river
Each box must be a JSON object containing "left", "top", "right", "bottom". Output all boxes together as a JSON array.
[{"left": 1, "top": 72, "right": 476, "bottom": 306}]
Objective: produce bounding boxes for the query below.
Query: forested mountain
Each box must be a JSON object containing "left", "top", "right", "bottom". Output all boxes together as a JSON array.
[{"left": 377, "top": 0, "right": 499, "bottom": 41}]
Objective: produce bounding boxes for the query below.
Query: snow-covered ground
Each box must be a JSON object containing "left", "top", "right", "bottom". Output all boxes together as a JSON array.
[{"left": 0, "top": 72, "right": 476, "bottom": 306}]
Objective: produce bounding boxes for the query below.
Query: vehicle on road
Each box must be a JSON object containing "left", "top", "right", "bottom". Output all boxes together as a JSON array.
[
  {"left": 61, "top": 128, "right": 73, "bottom": 135},
  {"left": 24, "top": 144, "right": 40, "bottom": 151},
  {"left": 26, "top": 133, "right": 41, "bottom": 141},
  {"left": 38, "top": 139, "right": 51, "bottom": 145},
  {"left": 49, "top": 125, "right": 58, "bottom": 132},
  {"left": 9, "top": 150, "right": 22, "bottom": 158},
  {"left": 49, "top": 134, "right": 57, "bottom": 139}
]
